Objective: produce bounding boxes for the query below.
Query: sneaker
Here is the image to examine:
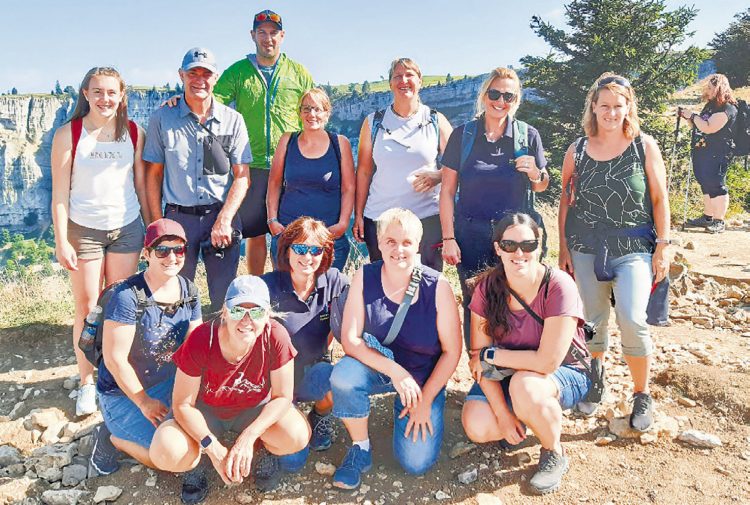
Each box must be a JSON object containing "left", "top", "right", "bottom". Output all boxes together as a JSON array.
[
  {"left": 706, "top": 219, "right": 725, "bottom": 234},
  {"left": 89, "top": 424, "right": 120, "bottom": 476},
  {"left": 529, "top": 448, "right": 569, "bottom": 495},
  {"left": 630, "top": 392, "right": 654, "bottom": 431},
  {"left": 76, "top": 383, "right": 98, "bottom": 417},
  {"left": 684, "top": 214, "right": 712, "bottom": 228},
  {"left": 254, "top": 448, "right": 283, "bottom": 492},
  {"left": 308, "top": 409, "right": 334, "bottom": 451},
  {"left": 181, "top": 467, "right": 209, "bottom": 505},
  {"left": 332, "top": 445, "right": 372, "bottom": 490},
  {"left": 575, "top": 401, "right": 599, "bottom": 417}
]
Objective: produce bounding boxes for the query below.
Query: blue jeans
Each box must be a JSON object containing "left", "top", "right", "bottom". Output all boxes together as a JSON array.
[
  {"left": 330, "top": 356, "right": 445, "bottom": 475},
  {"left": 294, "top": 361, "right": 333, "bottom": 403},
  {"left": 98, "top": 376, "right": 174, "bottom": 449},
  {"left": 571, "top": 251, "right": 653, "bottom": 357},
  {"left": 270, "top": 233, "right": 351, "bottom": 271}
]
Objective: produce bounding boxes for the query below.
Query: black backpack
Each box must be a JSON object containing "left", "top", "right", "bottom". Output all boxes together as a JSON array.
[
  {"left": 78, "top": 273, "right": 199, "bottom": 367},
  {"left": 733, "top": 99, "right": 750, "bottom": 156}
]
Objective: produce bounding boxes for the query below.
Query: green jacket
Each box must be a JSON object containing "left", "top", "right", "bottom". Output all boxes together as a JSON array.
[{"left": 214, "top": 53, "right": 313, "bottom": 169}]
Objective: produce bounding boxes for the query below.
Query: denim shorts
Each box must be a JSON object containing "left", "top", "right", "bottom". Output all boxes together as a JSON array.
[
  {"left": 294, "top": 360, "right": 333, "bottom": 403},
  {"left": 465, "top": 364, "right": 591, "bottom": 411},
  {"left": 98, "top": 376, "right": 174, "bottom": 449}
]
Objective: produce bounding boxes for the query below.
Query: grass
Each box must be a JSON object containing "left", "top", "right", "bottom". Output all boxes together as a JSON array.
[
  {"left": 328, "top": 75, "right": 472, "bottom": 96},
  {"left": 0, "top": 270, "right": 74, "bottom": 328}
]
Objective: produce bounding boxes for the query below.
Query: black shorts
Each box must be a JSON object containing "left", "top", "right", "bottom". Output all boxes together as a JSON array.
[{"left": 239, "top": 168, "right": 270, "bottom": 238}]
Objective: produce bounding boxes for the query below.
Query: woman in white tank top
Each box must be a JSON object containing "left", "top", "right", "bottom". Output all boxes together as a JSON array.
[
  {"left": 353, "top": 58, "right": 453, "bottom": 271},
  {"left": 50, "top": 67, "right": 147, "bottom": 416}
]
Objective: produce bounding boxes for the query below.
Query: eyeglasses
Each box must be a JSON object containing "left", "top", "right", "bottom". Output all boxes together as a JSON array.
[
  {"left": 486, "top": 89, "right": 516, "bottom": 102},
  {"left": 300, "top": 105, "right": 325, "bottom": 114},
  {"left": 151, "top": 245, "right": 187, "bottom": 258},
  {"left": 255, "top": 11, "right": 281, "bottom": 23},
  {"left": 290, "top": 243, "right": 324, "bottom": 256},
  {"left": 597, "top": 76, "right": 631, "bottom": 89},
  {"left": 498, "top": 240, "right": 539, "bottom": 253},
  {"left": 228, "top": 305, "right": 267, "bottom": 321}
]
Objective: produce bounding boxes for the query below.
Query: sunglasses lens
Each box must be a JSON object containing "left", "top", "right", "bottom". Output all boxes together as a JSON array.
[
  {"left": 487, "top": 89, "right": 500, "bottom": 100},
  {"left": 270, "top": 13, "right": 280, "bottom": 22},
  {"left": 291, "top": 244, "right": 324, "bottom": 256},
  {"left": 519, "top": 241, "right": 539, "bottom": 253},
  {"left": 499, "top": 240, "right": 538, "bottom": 253},
  {"left": 153, "top": 245, "right": 185, "bottom": 258},
  {"left": 499, "top": 240, "right": 518, "bottom": 253},
  {"left": 256, "top": 13, "right": 267, "bottom": 21},
  {"left": 249, "top": 307, "right": 266, "bottom": 320}
]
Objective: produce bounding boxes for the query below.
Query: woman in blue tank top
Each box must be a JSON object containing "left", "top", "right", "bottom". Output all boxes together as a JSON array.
[
  {"left": 328, "top": 208, "right": 461, "bottom": 489},
  {"left": 267, "top": 88, "right": 355, "bottom": 270}
]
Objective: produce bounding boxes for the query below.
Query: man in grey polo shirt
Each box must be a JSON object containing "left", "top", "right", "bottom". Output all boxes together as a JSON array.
[{"left": 144, "top": 47, "right": 252, "bottom": 311}]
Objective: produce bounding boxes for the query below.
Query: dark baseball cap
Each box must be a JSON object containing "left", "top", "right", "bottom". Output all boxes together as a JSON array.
[
  {"left": 144, "top": 218, "right": 187, "bottom": 247},
  {"left": 253, "top": 9, "right": 282, "bottom": 30},
  {"left": 181, "top": 47, "right": 218, "bottom": 73}
]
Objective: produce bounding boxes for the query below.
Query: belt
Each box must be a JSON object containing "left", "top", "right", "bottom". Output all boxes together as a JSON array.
[{"left": 166, "top": 202, "right": 222, "bottom": 215}]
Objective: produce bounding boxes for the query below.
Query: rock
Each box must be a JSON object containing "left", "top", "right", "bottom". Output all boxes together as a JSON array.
[
  {"left": 9, "top": 401, "right": 25, "bottom": 420},
  {"left": 678, "top": 430, "right": 722, "bottom": 448},
  {"left": 145, "top": 475, "right": 157, "bottom": 487},
  {"left": 1, "top": 463, "right": 26, "bottom": 477},
  {"left": 62, "top": 378, "right": 78, "bottom": 391},
  {"left": 435, "top": 490, "right": 450, "bottom": 500},
  {"left": 22, "top": 388, "right": 34, "bottom": 401},
  {"left": 640, "top": 433, "right": 657, "bottom": 445},
  {"left": 595, "top": 435, "right": 616, "bottom": 446},
  {"left": 514, "top": 452, "right": 531, "bottom": 465},
  {"left": 677, "top": 397, "right": 697, "bottom": 408},
  {"left": 457, "top": 467, "right": 478, "bottom": 484},
  {"left": 0, "top": 445, "right": 22, "bottom": 467},
  {"left": 727, "top": 285, "right": 744, "bottom": 300},
  {"left": 42, "top": 421, "right": 67, "bottom": 445},
  {"left": 61, "top": 464, "right": 87, "bottom": 487},
  {"left": 690, "top": 316, "right": 713, "bottom": 329},
  {"left": 30, "top": 444, "right": 77, "bottom": 483},
  {"left": 31, "top": 430, "right": 42, "bottom": 443},
  {"left": 476, "top": 493, "right": 504, "bottom": 505},
  {"left": 93, "top": 486, "right": 122, "bottom": 503},
  {"left": 684, "top": 241, "right": 695, "bottom": 250},
  {"left": 235, "top": 491, "right": 254, "bottom": 504},
  {"left": 31, "top": 409, "right": 64, "bottom": 430},
  {"left": 0, "top": 476, "right": 38, "bottom": 505},
  {"left": 449, "top": 441, "right": 476, "bottom": 459},
  {"left": 77, "top": 435, "right": 94, "bottom": 457},
  {"left": 315, "top": 461, "right": 336, "bottom": 477},
  {"left": 37, "top": 466, "right": 63, "bottom": 483},
  {"left": 41, "top": 490, "right": 87, "bottom": 505}
]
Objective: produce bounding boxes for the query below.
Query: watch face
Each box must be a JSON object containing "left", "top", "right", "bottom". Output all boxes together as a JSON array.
[
  {"left": 201, "top": 435, "right": 212, "bottom": 449},
  {"left": 486, "top": 348, "right": 495, "bottom": 361}
]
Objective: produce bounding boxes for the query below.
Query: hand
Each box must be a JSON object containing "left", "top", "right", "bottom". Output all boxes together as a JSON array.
[
  {"left": 558, "top": 246, "right": 574, "bottom": 275},
  {"left": 468, "top": 349, "right": 483, "bottom": 383},
  {"left": 398, "top": 398, "right": 434, "bottom": 443},
  {"left": 55, "top": 241, "right": 78, "bottom": 271},
  {"left": 268, "top": 221, "right": 285, "bottom": 237},
  {"left": 328, "top": 222, "right": 347, "bottom": 239},
  {"left": 389, "top": 364, "right": 422, "bottom": 409},
  {"left": 497, "top": 412, "right": 526, "bottom": 446},
  {"left": 441, "top": 239, "right": 461, "bottom": 266},
  {"left": 679, "top": 108, "right": 692, "bottom": 120},
  {"left": 225, "top": 432, "right": 256, "bottom": 484},
  {"left": 411, "top": 171, "right": 441, "bottom": 193},
  {"left": 205, "top": 441, "right": 232, "bottom": 485},
  {"left": 515, "top": 155, "right": 541, "bottom": 181},
  {"left": 161, "top": 95, "right": 181, "bottom": 108},
  {"left": 211, "top": 218, "right": 233, "bottom": 248},
  {"left": 353, "top": 215, "right": 365, "bottom": 243},
  {"left": 652, "top": 244, "right": 671, "bottom": 283},
  {"left": 137, "top": 396, "right": 168, "bottom": 428}
]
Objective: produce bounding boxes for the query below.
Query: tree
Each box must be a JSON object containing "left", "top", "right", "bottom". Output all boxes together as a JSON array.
[
  {"left": 362, "top": 80, "right": 372, "bottom": 95},
  {"left": 63, "top": 85, "right": 76, "bottom": 97},
  {"left": 446, "top": 73, "right": 454, "bottom": 84},
  {"left": 54, "top": 80, "right": 63, "bottom": 95},
  {"left": 164, "top": 82, "right": 172, "bottom": 92},
  {"left": 11, "top": 87, "right": 17, "bottom": 95},
  {"left": 710, "top": 8, "right": 750, "bottom": 87},
  {"left": 520, "top": 0, "right": 707, "bottom": 167},
  {"left": 0, "top": 229, "right": 10, "bottom": 246}
]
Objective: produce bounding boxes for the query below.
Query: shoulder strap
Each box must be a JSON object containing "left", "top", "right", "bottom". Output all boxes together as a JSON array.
[
  {"left": 634, "top": 135, "right": 646, "bottom": 166},
  {"left": 70, "top": 117, "right": 83, "bottom": 168},
  {"left": 512, "top": 120, "right": 529, "bottom": 157},
  {"left": 179, "top": 275, "right": 200, "bottom": 309},
  {"left": 328, "top": 131, "right": 342, "bottom": 167},
  {"left": 128, "top": 120, "right": 138, "bottom": 152},
  {"left": 574, "top": 137, "right": 587, "bottom": 170},
  {"left": 506, "top": 265, "right": 550, "bottom": 326},
  {"left": 382, "top": 265, "right": 423, "bottom": 346},
  {"left": 370, "top": 109, "right": 386, "bottom": 147},
  {"left": 460, "top": 119, "right": 478, "bottom": 170},
  {"left": 429, "top": 109, "right": 440, "bottom": 147}
]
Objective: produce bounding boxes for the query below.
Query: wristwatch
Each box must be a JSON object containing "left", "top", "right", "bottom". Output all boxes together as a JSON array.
[
  {"left": 200, "top": 434, "right": 214, "bottom": 452},
  {"left": 266, "top": 217, "right": 279, "bottom": 225},
  {"left": 480, "top": 346, "right": 496, "bottom": 363}
]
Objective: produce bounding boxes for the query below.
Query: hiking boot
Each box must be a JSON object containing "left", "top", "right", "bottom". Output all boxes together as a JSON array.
[
  {"left": 254, "top": 448, "right": 283, "bottom": 492},
  {"left": 575, "top": 401, "right": 600, "bottom": 417},
  {"left": 706, "top": 219, "right": 725, "bottom": 234},
  {"left": 629, "top": 392, "right": 654, "bottom": 432},
  {"left": 308, "top": 409, "right": 334, "bottom": 451},
  {"left": 332, "top": 445, "right": 372, "bottom": 490},
  {"left": 529, "top": 447, "right": 569, "bottom": 495},
  {"left": 181, "top": 467, "right": 209, "bottom": 505},
  {"left": 684, "top": 214, "right": 712, "bottom": 228},
  {"left": 76, "top": 383, "right": 98, "bottom": 417},
  {"left": 89, "top": 424, "right": 120, "bottom": 476}
]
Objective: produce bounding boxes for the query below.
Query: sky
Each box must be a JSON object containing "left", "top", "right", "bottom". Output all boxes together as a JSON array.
[{"left": 3, "top": 0, "right": 746, "bottom": 94}]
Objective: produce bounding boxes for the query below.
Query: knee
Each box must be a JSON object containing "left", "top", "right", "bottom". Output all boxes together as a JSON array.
[
  {"left": 508, "top": 373, "right": 546, "bottom": 417},
  {"left": 330, "top": 357, "right": 368, "bottom": 397},
  {"left": 305, "top": 362, "right": 333, "bottom": 399},
  {"left": 396, "top": 445, "right": 438, "bottom": 476},
  {"left": 149, "top": 420, "right": 198, "bottom": 472},
  {"left": 461, "top": 402, "right": 494, "bottom": 444}
]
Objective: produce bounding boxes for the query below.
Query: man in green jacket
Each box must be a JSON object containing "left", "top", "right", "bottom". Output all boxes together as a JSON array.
[{"left": 214, "top": 9, "right": 314, "bottom": 275}]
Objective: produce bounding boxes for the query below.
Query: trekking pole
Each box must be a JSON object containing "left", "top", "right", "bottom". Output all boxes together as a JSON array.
[
  {"left": 680, "top": 138, "right": 694, "bottom": 231},
  {"left": 666, "top": 110, "right": 681, "bottom": 192}
]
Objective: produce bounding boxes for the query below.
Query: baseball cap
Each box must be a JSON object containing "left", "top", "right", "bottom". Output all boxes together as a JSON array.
[
  {"left": 225, "top": 275, "right": 271, "bottom": 310},
  {"left": 253, "top": 9, "right": 282, "bottom": 30},
  {"left": 144, "top": 218, "right": 187, "bottom": 248},
  {"left": 181, "top": 47, "right": 218, "bottom": 73}
]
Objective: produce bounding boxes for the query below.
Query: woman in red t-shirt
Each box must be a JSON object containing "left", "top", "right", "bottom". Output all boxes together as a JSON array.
[
  {"left": 150, "top": 275, "right": 310, "bottom": 502},
  {"left": 461, "top": 213, "right": 591, "bottom": 496}
]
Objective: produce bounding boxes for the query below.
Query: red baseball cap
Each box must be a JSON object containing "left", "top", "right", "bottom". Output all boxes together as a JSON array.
[{"left": 144, "top": 218, "right": 187, "bottom": 247}]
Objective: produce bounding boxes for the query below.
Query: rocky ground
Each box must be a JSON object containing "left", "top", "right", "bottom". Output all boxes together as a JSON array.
[{"left": 1, "top": 222, "right": 750, "bottom": 505}]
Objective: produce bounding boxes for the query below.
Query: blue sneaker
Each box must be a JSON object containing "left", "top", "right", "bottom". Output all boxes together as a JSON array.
[
  {"left": 308, "top": 409, "right": 334, "bottom": 451},
  {"left": 88, "top": 424, "right": 120, "bottom": 476},
  {"left": 333, "top": 445, "right": 372, "bottom": 489},
  {"left": 254, "top": 448, "right": 283, "bottom": 492}
]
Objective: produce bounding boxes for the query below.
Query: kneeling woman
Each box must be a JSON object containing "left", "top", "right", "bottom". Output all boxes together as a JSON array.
[
  {"left": 151, "top": 276, "right": 310, "bottom": 502},
  {"left": 330, "top": 208, "right": 461, "bottom": 489},
  {"left": 462, "top": 213, "right": 591, "bottom": 495}
]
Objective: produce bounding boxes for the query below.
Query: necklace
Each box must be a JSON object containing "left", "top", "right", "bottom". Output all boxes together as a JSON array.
[{"left": 390, "top": 103, "right": 420, "bottom": 119}]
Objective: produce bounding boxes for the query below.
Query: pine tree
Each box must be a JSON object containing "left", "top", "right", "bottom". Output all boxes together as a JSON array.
[{"left": 710, "top": 9, "right": 750, "bottom": 87}]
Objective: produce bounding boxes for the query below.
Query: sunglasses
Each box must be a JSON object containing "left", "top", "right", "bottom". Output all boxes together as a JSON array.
[
  {"left": 597, "top": 76, "right": 631, "bottom": 89},
  {"left": 486, "top": 89, "right": 516, "bottom": 102},
  {"left": 255, "top": 11, "right": 281, "bottom": 23},
  {"left": 290, "top": 243, "right": 324, "bottom": 256},
  {"left": 151, "top": 245, "right": 186, "bottom": 258},
  {"left": 228, "top": 305, "right": 267, "bottom": 321},
  {"left": 498, "top": 240, "right": 539, "bottom": 253}
]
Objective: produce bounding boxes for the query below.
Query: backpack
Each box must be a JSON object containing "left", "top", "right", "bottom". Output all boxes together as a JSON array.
[
  {"left": 733, "top": 99, "right": 750, "bottom": 156},
  {"left": 370, "top": 107, "right": 441, "bottom": 168},
  {"left": 70, "top": 117, "right": 138, "bottom": 167},
  {"left": 78, "top": 273, "right": 199, "bottom": 367}
]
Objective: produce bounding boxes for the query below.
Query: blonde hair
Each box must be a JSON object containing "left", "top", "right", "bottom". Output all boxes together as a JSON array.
[
  {"left": 475, "top": 67, "right": 522, "bottom": 118},
  {"left": 70, "top": 67, "right": 129, "bottom": 141},
  {"left": 701, "top": 74, "right": 736, "bottom": 107},
  {"left": 388, "top": 58, "right": 422, "bottom": 81},
  {"left": 582, "top": 72, "right": 641, "bottom": 139},
  {"left": 298, "top": 87, "right": 332, "bottom": 113},
  {"left": 376, "top": 208, "right": 423, "bottom": 244}
]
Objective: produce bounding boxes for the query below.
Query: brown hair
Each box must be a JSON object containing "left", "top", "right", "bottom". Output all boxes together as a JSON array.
[
  {"left": 475, "top": 67, "right": 522, "bottom": 118},
  {"left": 388, "top": 58, "right": 422, "bottom": 81},
  {"left": 582, "top": 72, "right": 641, "bottom": 139},
  {"left": 702, "top": 74, "right": 736, "bottom": 107},
  {"left": 69, "top": 67, "right": 129, "bottom": 141},
  {"left": 276, "top": 217, "right": 334, "bottom": 275}
]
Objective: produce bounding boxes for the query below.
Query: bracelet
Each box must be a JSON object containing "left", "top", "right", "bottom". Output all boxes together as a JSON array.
[
  {"left": 266, "top": 217, "right": 279, "bottom": 225},
  {"left": 655, "top": 238, "right": 673, "bottom": 245},
  {"left": 442, "top": 237, "right": 456, "bottom": 242},
  {"left": 529, "top": 174, "right": 542, "bottom": 184}
]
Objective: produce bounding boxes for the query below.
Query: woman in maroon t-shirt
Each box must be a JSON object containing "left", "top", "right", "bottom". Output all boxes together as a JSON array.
[
  {"left": 150, "top": 275, "right": 311, "bottom": 501},
  {"left": 461, "top": 213, "right": 591, "bottom": 495}
]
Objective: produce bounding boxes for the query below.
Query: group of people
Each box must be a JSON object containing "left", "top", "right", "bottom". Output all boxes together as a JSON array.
[{"left": 48, "top": 6, "right": 746, "bottom": 502}]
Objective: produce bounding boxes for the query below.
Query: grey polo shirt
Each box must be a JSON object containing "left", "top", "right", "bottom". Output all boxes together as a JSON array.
[{"left": 143, "top": 97, "right": 252, "bottom": 206}]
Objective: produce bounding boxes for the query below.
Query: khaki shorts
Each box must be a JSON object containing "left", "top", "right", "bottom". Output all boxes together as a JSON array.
[{"left": 68, "top": 217, "right": 145, "bottom": 261}]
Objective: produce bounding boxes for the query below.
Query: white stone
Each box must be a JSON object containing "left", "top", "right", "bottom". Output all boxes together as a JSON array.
[
  {"left": 435, "top": 490, "right": 450, "bottom": 500},
  {"left": 457, "top": 467, "right": 478, "bottom": 484},
  {"left": 476, "top": 493, "right": 504, "bottom": 505},
  {"left": 31, "top": 409, "right": 64, "bottom": 429},
  {"left": 449, "top": 441, "right": 476, "bottom": 459},
  {"left": 94, "top": 486, "right": 123, "bottom": 503},
  {"left": 41, "top": 490, "right": 87, "bottom": 505},
  {"left": 315, "top": 461, "right": 336, "bottom": 477},
  {"left": 678, "top": 430, "right": 722, "bottom": 448}
]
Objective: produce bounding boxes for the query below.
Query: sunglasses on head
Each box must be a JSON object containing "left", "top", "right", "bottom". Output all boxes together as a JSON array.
[
  {"left": 290, "top": 243, "right": 324, "bottom": 256},
  {"left": 151, "top": 244, "right": 186, "bottom": 258},
  {"left": 486, "top": 89, "right": 516, "bottom": 102},
  {"left": 255, "top": 12, "right": 281, "bottom": 23},
  {"left": 597, "top": 76, "right": 631, "bottom": 89},
  {"left": 228, "top": 305, "right": 266, "bottom": 321},
  {"left": 498, "top": 239, "right": 539, "bottom": 253}
]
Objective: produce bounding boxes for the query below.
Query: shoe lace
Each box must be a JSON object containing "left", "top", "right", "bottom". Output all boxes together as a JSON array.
[
  {"left": 341, "top": 446, "right": 365, "bottom": 469},
  {"left": 631, "top": 394, "right": 652, "bottom": 416},
  {"left": 255, "top": 450, "right": 280, "bottom": 479},
  {"left": 311, "top": 413, "right": 334, "bottom": 439},
  {"left": 538, "top": 450, "right": 560, "bottom": 473}
]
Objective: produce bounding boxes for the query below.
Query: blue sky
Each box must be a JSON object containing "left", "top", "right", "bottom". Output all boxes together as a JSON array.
[{"left": 4, "top": 0, "right": 746, "bottom": 93}]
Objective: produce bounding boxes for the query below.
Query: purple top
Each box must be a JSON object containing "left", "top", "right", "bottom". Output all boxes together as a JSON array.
[
  {"left": 470, "top": 268, "right": 589, "bottom": 370},
  {"left": 362, "top": 261, "right": 441, "bottom": 386}
]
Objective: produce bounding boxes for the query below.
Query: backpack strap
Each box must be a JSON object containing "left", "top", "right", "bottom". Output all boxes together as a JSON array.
[
  {"left": 574, "top": 137, "right": 587, "bottom": 169},
  {"left": 429, "top": 109, "right": 440, "bottom": 148},
  {"left": 178, "top": 275, "right": 200, "bottom": 310},
  {"left": 328, "top": 131, "right": 342, "bottom": 167},
  {"left": 512, "top": 119, "right": 529, "bottom": 158},
  {"left": 70, "top": 117, "right": 83, "bottom": 168},
  {"left": 382, "top": 265, "right": 423, "bottom": 346},
  {"left": 370, "top": 109, "right": 386, "bottom": 147},
  {"left": 460, "top": 119, "right": 478, "bottom": 170},
  {"left": 281, "top": 131, "right": 301, "bottom": 188},
  {"left": 633, "top": 135, "right": 646, "bottom": 166},
  {"left": 128, "top": 120, "right": 138, "bottom": 152}
]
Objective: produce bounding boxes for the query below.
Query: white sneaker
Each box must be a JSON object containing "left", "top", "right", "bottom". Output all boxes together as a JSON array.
[
  {"left": 76, "top": 383, "right": 98, "bottom": 416},
  {"left": 575, "top": 401, "right": 599, "bottom": 417}
]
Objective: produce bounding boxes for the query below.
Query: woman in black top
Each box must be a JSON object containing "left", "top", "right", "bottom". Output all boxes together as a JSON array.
[{"left": 680, "top": 74, "right": 738, "bottom": 234}]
